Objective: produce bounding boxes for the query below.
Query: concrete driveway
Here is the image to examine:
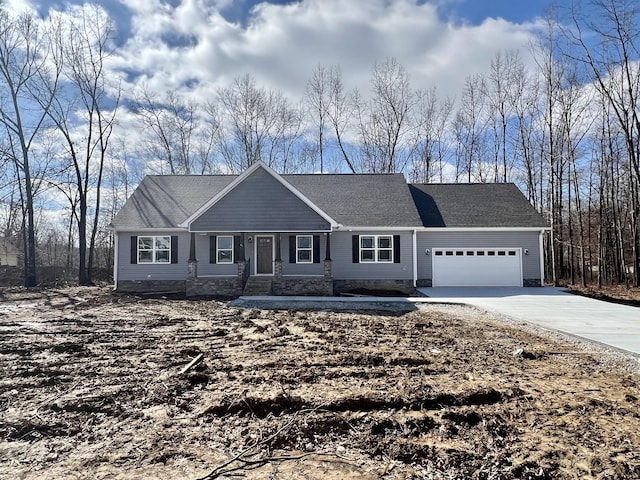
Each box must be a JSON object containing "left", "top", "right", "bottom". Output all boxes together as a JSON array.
[{"left": 418, "top": 287, "right": 640, "bottom": 357}]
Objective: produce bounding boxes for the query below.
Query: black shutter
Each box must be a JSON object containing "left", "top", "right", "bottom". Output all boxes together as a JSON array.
[
  {"left": 233, "top": 236, "right": 241, "bottom": 263},
  {"left": 352, "top": 235, "right": 359, "bottom": 263},
  {"left": 393, "top": 235, "right": 400, "bottom": 263},
  {"left": 170, "top": 236, "right": 178, "bottom": 264},
  {"left": 130, "top": 236, "right": 138, "bottom": 264},
  {"left": 289, "top": 236, "right": 296, "bottom": 263},
  {"left": 209, "top": 235, "right": 216, "bottom": 263},
  {"left": 313, "top": 235, "right": 320, "bottom": 263}
]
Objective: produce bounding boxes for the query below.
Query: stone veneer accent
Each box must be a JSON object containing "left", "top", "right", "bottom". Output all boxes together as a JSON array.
[
  {"left": 416, "top": 279, "right": 432, "bottom": 288},
  {"left": 117, "top": 280, "right": 186, "bottom": 293},
  {"left": 186, "top": 277, "right": 242, "bottom": 297},
  {"left": 333, "top": 279, "right": 414, "bottom": 295},
  {"left": 272, "top": 277, "right": 333, "bottom": 296}
]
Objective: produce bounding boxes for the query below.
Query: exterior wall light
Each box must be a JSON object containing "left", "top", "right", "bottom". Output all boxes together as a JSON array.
[
  {"left": 524, "top": 249, "right": 529, "bottom": 255},
  {"left": 425, "top": 249, "right": 430, "bottom": 255}
]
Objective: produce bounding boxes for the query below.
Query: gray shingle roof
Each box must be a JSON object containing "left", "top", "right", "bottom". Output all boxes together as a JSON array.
[
  {"left": 409, "top": 183, "right": 548, "bottom": 228},
  {"left": 284, "top": 174, "right": 423, "bottom": 227},
  {"left": 111, "top": 175, "right": 235, "bottom": 229},
  {"left": 111, "top": 171, "right": 423, "bottom": 229}
]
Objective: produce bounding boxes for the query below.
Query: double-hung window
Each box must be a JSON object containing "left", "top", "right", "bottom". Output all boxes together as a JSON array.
[
  {"left": 216, "top": 236, "right": 234, "bottom": 264},
  {"left": 360, "top": 235, "right": 393, "bottom": 263},
  {"left": 138, "top": 236, "right": 171, "bottom": 263},
  {"left": 296, "top": 235, "right": 313, "bottom": 263}
]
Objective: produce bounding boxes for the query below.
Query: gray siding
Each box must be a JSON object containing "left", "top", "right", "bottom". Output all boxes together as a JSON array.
[
  {"left": 416, "top": 231, "right": 542, "bottom": 280},
  {"left": 117, "top": 232, "right": 189, "bottom": 281},
  {"left": 280, "top": 234, "right": 326, "bottom": 276},
  {"left": 331, "top": 231, "right": 413, "bottom": 280},
  {"left": 190, "top": 167, "right": 331, "bottom": 232},
  {"left": 195, "top": 234, "right": 237, "bottom": 276}
]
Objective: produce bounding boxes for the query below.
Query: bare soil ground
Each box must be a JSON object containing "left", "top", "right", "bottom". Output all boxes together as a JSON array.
[
  {"left": 566, "top": 284, "right": 640, "bottom": 307},
  {"left": 1, "top": 287, "right": 639, "bottom": 479}
]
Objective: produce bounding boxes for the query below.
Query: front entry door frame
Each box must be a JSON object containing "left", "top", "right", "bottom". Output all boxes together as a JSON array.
[{"left": 254, "top": 235, "right": 274, "bottom": 275}]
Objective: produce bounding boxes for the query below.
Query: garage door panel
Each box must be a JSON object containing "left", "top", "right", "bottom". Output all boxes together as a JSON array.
[{"left": 433, "top": 248, "right": 522, "bottom": 287}]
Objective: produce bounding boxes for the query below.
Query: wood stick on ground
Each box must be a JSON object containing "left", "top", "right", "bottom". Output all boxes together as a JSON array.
[{"left": 179, "top": 353, "right": 204, "bottom": 375}]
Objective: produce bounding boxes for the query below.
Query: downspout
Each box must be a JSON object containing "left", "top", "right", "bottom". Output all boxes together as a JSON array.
[
  {"left": 113, "top": 232, "right": 119, "bottom": 290},
  {"left": 412, "top": 229, "right": 417, "bottom": 288},
  {"left": 539, "top": 230, "right": 545, "bottom": 287}
]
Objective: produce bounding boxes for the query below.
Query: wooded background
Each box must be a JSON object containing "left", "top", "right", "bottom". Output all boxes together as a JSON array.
[{"left": 0, "top": 1, "right": 638, "bottom": 288}]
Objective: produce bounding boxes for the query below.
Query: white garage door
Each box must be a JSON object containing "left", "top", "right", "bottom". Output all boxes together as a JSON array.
[{"left": 432, "top": 248, "right": 522, "bottom": 287}]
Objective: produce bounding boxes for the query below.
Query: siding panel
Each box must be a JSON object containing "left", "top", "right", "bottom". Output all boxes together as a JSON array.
[
  {"left": 332, "top": 231, "right": 413, "bottom": 280},
  {"left": 281, "top": 233, "right": 325, "bottom": 276},
  {"left": 118, "top": 232, "right": 190, "bottom": 281}
]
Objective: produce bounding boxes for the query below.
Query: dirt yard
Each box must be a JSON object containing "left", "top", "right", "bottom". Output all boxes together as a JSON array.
[{"left": 1, "top": 287, "right": 639, "bottom": 479}]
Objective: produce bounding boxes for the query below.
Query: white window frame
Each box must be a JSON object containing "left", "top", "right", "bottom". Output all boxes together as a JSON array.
[
  {"left": 296, "top": 235, "right": 313, "bottom": 264},
  {"left": 138, "top": 236, "right": 171, "bottom": 264},
  {"left": 360, "top": 235, "right": 393, "bottom": 263},
  {"left": 216, "top": 235, "right": 234, "bottom": 264}
]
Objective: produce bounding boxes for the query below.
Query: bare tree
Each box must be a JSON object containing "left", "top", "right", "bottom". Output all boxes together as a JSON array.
[
  {"left": 325, "top": 65, "right": 357, "bottom": 173},
  {"left": 484, "top": 50, "right": 523, "bottom": 182},
  {"left": 453, "top": 74, "right": 489, "bottom": 182},
  {"left": 136, "top": 87, "right": 218, "bottom": 175},
  {"left": 217, "top": 74, "right": 301, "bottom": 173},
  {"left": 567, "top": 0, "right": 640, "bottom": 286},
  {"left": 408, "top": 86, "right": 453, "bottom": 183},
  {"left": 42, "top": 4, "right": 120, "bottom": 285},
  {"left": 356, "top": 57, "right": 418, "bottom": 173},
  {"left": 305, "top": 64, "right": 330, "bottom": 173},
  {"left": 0, "top": 8, "right": 60, "bottom": 286}
]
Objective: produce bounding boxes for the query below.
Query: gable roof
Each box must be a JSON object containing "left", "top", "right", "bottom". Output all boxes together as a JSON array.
[
  {"left": 181, "top": 162, "right": 337, "bottom": 229},
  {"left": 409, "top": 183, "right": 548, "bottom": 228},
  {"left": 111, "top": 168, "right": 423, "bottom": 230}
]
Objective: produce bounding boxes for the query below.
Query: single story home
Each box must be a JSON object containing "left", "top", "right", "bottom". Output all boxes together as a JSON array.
[{"left": 110, "top": 161, "right": 549, "bottom": 296}]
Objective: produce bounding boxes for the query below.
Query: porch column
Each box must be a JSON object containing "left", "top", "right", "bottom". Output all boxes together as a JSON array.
[
  {"left": 274, "top": 233, "right": 282, "bottom": 277},
  {"left": 188, "top": 232, "right": 197, "bottom": 278},
  {"left": 325, "top": 233, "right": 331, "bottom": 261},
  {"left": 239, "top": 232, "right": 246, "bottom": 261},
  {"left": 324, "top": 233, "right": 332, "bottom": 279}
]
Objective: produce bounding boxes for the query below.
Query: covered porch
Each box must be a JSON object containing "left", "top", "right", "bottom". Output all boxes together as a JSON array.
[{"left": 185, "top": 231, "right": 333, "bottom": 297}]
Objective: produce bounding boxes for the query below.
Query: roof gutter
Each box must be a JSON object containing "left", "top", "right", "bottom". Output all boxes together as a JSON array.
[{"left": 417, "top": 226, "right": 551, "bottom": 232}]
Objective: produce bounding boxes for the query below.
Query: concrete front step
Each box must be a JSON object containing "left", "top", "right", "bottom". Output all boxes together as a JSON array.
[{"left": 243, "top": 277, "right": 273, "bottom": 296}]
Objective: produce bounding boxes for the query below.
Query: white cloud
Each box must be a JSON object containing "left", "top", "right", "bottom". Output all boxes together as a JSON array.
[{"left": 110, "top": 0, "right": 542, "bottom": 103}]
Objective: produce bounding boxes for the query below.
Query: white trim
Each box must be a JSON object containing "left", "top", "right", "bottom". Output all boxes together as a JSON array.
[
  {"left": 113, "top": 233, "right": 118, "bottom": 289},
  {"left": 539, "top": 231, "right": 545, "bottom": 286},
  {"left": 179, "top": 161, "right": 339, "bottom": 229},
  {"left": 359, "top": 234, "right": 394, "bottom": 263},
  {"left": 295, "top": 234, "right": 313, "bottom": 264},
  {"left": 216, "top": 235, "right": 234, "bottom": 264},
  {"left": 190, "top": 229, "right": 332, "bottom": 233},
  {"left": 137, "top": 235, "right": 172, "bottom": 264},
  {"left": 412, "top": 229, "right": 417, "bottom": 287},
  {"left": 254, "top": 234, "right": 275, "bottom": 275},
  {"left": 334, "top": 226, "right": 415, "bottom": 232},
  {"left": 418, "top": 227, "right": 551, "bottom": 232},
  {"left": 113, "top": 227, "right": 186, "bottom": 233}
]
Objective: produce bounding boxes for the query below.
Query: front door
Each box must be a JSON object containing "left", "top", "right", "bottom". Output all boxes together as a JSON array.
[{"left": 256, "top": 236, "right": 273, "bottom": 275}]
